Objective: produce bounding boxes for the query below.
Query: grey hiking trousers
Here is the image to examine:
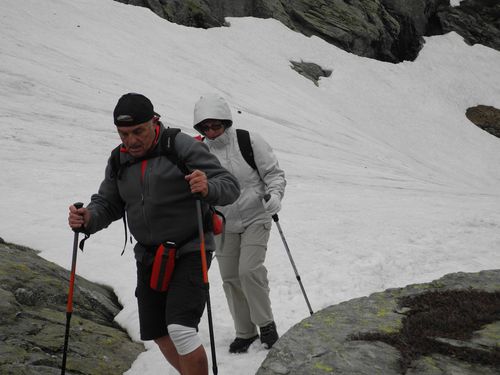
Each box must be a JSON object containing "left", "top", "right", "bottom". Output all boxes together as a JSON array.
[{"left": 215, "top": 221, "right": 274, "bottom": 339}]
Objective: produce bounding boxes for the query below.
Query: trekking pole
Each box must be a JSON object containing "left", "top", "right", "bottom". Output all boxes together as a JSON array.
[
  {"left": 195, "top": 198, "right": 218, "bottom": 375},
  {"left": 264, "top": 194, "right": 314, "bottom": 316},
  {"left": 61, "top": 202, "right": 83, "bottom": 375}
]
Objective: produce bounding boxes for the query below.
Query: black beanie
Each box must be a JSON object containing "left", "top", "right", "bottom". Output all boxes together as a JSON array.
[{"left": 113, "top": 93, "right": 158, "bottom": 127}]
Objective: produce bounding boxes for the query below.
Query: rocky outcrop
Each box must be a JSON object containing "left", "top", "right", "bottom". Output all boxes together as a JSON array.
[
  {"left": 114, "top": 0, "right": 441, "bottom": 62},
  {"left": 290, "top": 61, "right": 332, "bottom": 86},
  {"left": 466, "top": 105, "right": 500, "bottom": 139},
  {"left": 256, "top": 270, "right": 500, "bottom": 375},
  {"left": 113, "top": 1, "right": 499, "bottom": 63},
  {"left": 436, "top": 0, "right": 500, "bottom": 52},
  {"left": 0, "top": 239, "right": 144, "bottom": 374}
]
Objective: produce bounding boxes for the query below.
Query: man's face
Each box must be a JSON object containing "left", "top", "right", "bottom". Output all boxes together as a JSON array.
[{"left": 117, "top": 120, "right": 156, "bottom": 158}]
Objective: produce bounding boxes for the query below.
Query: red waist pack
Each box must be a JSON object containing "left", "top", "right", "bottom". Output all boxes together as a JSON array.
[
  {"left": 150, "top": 242, "right": 176, "bottom": 292},
  {"left": 212, "top": 211, "right": 223, "bottom": 235},
  {"left": 211, "top": 207, "right": 224, "bottom": 235}
]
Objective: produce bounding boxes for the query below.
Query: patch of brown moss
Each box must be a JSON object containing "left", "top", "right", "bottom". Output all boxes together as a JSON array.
[{"left": 350, "top": 290, "right": 500, "bottom": 374}]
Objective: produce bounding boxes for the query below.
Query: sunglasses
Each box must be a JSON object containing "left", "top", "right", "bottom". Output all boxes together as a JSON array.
[{"left": 200, "top": 121, "right": 224, "bottom": 132}]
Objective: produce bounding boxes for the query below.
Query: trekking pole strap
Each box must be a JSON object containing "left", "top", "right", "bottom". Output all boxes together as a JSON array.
[{"left": 71, "top": 202, "right": 90, "bottom": 252}]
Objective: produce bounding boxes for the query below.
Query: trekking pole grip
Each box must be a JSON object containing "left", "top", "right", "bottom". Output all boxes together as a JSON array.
[
  {"left": 263, "top": 194, "right": 279, "bottom": 222},
  {"left": 72, "top": 202, "right": 84, "bottom": 233}
]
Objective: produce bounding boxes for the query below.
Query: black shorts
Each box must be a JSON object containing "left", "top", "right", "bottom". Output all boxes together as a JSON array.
[{"left": 135, "top": 251, "right": 212, "bottom": 341}]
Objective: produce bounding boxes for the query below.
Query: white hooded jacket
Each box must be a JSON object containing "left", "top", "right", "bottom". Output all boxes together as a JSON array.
[
  {"left": 204, "top": 126, "right": 286, "bottom": 233},
  {"left": 193, "top": 93, "right": 286, "bottom": 232}
]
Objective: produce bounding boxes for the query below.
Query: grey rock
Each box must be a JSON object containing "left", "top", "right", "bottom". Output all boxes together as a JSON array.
[
  {"left": 0, "top": 241, "right": 144, "bottom": 374},
  {"left": 115, "top": 0, "right": 166, "bottom": 18},
  {"left": 14, "top": 288, "right": 38, "bottom": 306},
  {"left": 256, "top": 270, "right": 500, "bottom": 375},
  {"left": 466, "top": 105, "right": 500, "bottom": 139},
  {"left": 472, "top": 321, "right": 500, "bottom": 348},
  {"left": 407, "top": 353, "right": 499, "bottom": 375},
  {"left": 290, "top": 61, "right": 332, "bottom": 86},
  {"left": 433, "top": 336, "right": 494, "bottom": 355}
]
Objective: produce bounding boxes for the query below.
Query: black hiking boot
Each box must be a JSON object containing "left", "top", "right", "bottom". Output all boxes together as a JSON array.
[
  {"left": 260, "top": 321, "right": 279, "bottom": 348},
  {"left": 229, "top": 335, "right": 259, "bottom": 353}
]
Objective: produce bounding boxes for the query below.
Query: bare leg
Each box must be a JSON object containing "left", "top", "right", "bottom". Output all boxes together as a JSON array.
[
  {"left": 155, "top": 335, "right": 181, "bottom": 373},
  {"left": 155, "top": 337, "right": 208, "bottom": 375},
  {"left": 178, "top": 345, "right": 208, "bottom": 375}
]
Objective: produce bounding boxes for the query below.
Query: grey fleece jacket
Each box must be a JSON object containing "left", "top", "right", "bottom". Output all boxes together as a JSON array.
[{"left": 85, "top": 125, "right": 240, "bottom": 260}]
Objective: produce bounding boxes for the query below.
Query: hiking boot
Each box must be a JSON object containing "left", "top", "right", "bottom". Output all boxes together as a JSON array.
[
  {"left": 229, "top": 335, "right": 259, "bottom": 353},
  {"left": 260, "top": 321, "right": 279, "bottom": 348}
]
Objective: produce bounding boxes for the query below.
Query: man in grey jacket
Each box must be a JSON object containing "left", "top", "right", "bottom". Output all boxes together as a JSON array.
[
  {"left": 193, "top": 93, "right": 286, "bottom": 353},
  {"left": 68, "top": 93, "right": 240, "bottom": 375}
]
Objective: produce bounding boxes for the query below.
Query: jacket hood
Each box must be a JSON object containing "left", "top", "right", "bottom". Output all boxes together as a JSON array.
[{"left": 193, "top": 93, "right": 233, "bottom": 134}]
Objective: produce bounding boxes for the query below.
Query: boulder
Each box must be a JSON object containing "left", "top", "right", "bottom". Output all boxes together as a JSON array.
[
  {"left": 256, "top": 270, "right": 500, "bottom": 375},
  {"left": 290, "top": 61, "right": 332, "bottom": 86},
  {"left": 0, "top": 240, "right": 144, "bottom": 375},
  {"left": 466, "top": 105, "right": 500, "bottom": 139}
]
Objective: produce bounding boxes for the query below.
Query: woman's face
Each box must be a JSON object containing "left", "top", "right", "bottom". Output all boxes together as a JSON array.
[{"left": 200, "top": 119, "right": 225, "bottom": 140}]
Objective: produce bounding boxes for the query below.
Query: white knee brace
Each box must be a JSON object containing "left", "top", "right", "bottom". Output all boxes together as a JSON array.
[{"left": 167, "top": 324, "right": 202, "bottom": 356}]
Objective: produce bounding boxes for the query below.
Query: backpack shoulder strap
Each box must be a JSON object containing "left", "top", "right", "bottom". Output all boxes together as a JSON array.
[
  {"left": 160, "top": 127, "right": 181, "bottom": 152},
  {"left": 158, "top": 127, "right": 190, "bottom": 174},
  {"left": 109, "top": 145, "right": 123, "bottom": 179},
  {"left": 236, "top": 128, "right": 257, "bottom": 170},
  {"left": 108, "top": 145, "right": 128, "bottom": 254}
]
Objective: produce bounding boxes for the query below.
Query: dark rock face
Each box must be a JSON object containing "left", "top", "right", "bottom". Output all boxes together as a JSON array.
[
  {"left": 436, "top": 0, "right": 500, "bottom": 52},
  {"left": 115, "top": 0, "right": 235, "bottom": 28},
  {"left": 466, "top": 105, "right": 500, "bottom": 139},
  {"left": 0, "top": 241, "right": 144, "bottom": 374},
  {"left": 114, "top": 0, "right": 499, "bottom": 63},
  {"left": 379, "top": 0, "right": 448, "bottom": 61},
  {"left": 256, "top": 270, "right": 500, "bottom": 375},
  {"left": 278, "top": 0, "right": 454, "bottom": 62},
  {"left": 283, "top": 0, "right": 403, "bottom": 62}
]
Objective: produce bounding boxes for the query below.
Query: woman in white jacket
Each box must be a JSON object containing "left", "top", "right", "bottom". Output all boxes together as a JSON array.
[{"left": 193, "top": 93, "right": 286, "bottom": 353}]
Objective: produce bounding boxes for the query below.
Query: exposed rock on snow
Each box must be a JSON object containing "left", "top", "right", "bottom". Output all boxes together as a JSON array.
[
  {"left": 0, "top": 241, "right": 144, "bottom": 375},
  {"left": 466, "top": 105, "right": 500, "bottom": 139},
  {"left": 256, "top": 270, "right": 500, "bottom": 375}
]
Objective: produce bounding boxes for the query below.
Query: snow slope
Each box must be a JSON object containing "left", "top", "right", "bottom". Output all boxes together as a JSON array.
[{"left": 1, "top": 0, "right": 500, "bottom": 374}]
